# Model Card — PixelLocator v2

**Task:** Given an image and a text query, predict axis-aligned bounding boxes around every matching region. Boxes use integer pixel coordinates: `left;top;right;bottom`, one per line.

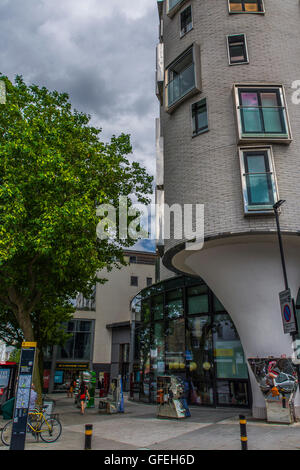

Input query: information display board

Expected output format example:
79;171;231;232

10;342;36;450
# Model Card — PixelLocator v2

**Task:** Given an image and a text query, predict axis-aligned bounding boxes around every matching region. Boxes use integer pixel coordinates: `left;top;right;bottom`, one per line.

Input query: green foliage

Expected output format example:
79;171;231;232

8;348;21;364
0;74;153;375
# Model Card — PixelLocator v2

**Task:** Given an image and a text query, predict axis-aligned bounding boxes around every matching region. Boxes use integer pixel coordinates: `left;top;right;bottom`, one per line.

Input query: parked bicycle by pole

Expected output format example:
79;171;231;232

1;407;62;447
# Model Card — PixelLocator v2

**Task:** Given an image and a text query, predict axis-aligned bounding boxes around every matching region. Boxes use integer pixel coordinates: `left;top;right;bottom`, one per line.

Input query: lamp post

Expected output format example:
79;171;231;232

273;200;288;291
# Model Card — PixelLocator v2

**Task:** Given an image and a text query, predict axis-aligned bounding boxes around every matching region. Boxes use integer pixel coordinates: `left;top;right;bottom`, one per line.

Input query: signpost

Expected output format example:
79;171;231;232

10;342;37;451
279;289;297;334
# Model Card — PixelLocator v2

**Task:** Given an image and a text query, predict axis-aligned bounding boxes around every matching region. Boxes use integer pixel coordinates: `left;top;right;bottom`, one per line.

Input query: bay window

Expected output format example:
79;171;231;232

166;44;201;112
167;0;188;17
234;85;292;143
239;147;279;214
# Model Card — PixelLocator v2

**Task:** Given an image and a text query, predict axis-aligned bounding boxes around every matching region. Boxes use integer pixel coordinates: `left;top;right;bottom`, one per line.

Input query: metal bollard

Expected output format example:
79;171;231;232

84;424;93;450
239;415;248;450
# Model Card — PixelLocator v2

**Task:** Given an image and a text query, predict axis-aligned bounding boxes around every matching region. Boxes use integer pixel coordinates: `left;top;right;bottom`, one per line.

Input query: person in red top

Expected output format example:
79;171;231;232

79;381;90;415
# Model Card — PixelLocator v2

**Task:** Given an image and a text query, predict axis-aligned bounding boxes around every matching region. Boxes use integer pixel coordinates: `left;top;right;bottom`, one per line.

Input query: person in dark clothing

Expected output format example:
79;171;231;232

79;381;90;415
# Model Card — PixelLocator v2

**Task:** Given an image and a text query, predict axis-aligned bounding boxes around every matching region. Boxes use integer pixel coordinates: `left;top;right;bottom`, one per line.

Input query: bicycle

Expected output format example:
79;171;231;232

1;407;62;446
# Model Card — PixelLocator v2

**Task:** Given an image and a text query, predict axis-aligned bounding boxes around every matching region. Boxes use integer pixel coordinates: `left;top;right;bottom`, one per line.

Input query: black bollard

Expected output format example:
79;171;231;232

84;424;93;450
239;415;248;450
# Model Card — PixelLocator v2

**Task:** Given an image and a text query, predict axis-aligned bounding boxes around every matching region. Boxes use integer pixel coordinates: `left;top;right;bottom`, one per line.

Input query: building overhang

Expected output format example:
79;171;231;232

162;231;300;277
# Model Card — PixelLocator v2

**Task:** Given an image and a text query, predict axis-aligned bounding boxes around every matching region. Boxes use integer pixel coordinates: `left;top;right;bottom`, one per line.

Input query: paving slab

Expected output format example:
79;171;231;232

0;394;299;450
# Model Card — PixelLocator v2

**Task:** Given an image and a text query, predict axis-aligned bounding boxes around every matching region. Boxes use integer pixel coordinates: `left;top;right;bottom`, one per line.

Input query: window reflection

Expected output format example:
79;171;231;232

213;314;248;379
132;277;249;407
166;289;183;319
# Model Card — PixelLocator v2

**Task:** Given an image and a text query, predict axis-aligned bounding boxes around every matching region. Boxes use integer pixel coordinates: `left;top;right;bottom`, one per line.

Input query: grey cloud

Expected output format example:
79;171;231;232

0;0;158;177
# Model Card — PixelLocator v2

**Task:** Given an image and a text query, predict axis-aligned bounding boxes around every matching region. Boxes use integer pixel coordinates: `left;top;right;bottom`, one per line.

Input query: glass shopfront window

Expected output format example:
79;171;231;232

166;289;183;319
131;276;250;408
59;319;93;360
153;294;164;320
186;316;214;405
213;314;248;379
166;317;185;373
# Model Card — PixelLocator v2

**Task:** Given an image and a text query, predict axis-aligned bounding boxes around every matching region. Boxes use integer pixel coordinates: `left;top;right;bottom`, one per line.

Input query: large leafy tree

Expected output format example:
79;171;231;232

0;75;153;399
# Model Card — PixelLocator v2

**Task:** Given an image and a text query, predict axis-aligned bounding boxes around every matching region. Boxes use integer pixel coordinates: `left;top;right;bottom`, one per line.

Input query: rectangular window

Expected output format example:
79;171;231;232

192;98;208;135
180;5;192;37
227;34;248;65
131;276;138;286
129;255;137;264
229;0;264;13
166;43;201;112
234;85;291;143
239;147;279;214
146;277;153;287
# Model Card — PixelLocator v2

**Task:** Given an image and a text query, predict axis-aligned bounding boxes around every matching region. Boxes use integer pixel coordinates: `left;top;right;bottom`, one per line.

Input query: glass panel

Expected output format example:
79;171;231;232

181;6;192;35
166;289;183;319
66;320;75;332
137;324;151;402
169;0;182;10
186;316;213;376
151;322;165;378
186;316;214;405
240;92;263;133
192;100;208;134
74;332;91;359
0;369;11;388
217;380;249;406
78;320;92;332
214;296;225;312
141;300;151;323
245;1;259;12
60;335;75;359
230;44;246;62
152;294;164;320
246;174;273;205
188;285;208;296
230;1;243;11
213;314;248;379
261;93;285;133
168;63;195;107
166;318;185;372
188;295;209;314
189;380;214;405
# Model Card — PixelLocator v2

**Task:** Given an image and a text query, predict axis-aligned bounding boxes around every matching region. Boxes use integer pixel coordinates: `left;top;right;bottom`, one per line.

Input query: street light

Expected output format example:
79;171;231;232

273;200;288;291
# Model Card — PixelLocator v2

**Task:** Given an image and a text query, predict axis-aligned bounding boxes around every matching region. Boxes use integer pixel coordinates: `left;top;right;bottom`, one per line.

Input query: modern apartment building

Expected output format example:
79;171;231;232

154;0;300;418
46;250;157;392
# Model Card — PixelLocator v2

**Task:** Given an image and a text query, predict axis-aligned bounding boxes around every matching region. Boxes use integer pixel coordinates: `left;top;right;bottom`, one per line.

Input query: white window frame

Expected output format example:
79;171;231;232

233;84;292;144
238;146;279;215
228;0;265;14
227;34;249;66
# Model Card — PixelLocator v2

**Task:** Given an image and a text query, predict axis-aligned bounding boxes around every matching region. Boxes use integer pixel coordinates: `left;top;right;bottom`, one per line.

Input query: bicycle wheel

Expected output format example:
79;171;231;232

1;420;13;447
39;417;62;443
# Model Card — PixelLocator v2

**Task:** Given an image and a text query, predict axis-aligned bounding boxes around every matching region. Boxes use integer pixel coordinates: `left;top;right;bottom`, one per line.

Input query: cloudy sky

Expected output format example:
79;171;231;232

0;0;158;250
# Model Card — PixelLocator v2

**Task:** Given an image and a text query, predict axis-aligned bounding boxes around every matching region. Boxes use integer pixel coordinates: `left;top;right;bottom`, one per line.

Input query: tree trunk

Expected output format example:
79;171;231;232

17;307;43;406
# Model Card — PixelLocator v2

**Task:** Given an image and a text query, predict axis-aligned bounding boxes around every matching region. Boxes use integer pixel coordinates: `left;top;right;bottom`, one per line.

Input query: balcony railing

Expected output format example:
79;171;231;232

238;105;288;136
167;63;195;108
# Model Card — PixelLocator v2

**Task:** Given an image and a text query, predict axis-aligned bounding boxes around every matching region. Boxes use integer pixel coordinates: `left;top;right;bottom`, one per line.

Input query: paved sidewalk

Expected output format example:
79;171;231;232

1;394;300;450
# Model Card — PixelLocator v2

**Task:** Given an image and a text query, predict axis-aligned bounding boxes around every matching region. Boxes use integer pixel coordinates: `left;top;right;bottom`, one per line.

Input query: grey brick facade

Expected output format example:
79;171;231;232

160;0;300;254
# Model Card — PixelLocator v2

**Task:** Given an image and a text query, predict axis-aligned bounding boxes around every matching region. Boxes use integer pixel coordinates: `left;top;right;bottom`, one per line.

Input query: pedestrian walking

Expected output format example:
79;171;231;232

67;376;76;398
79;381;90;415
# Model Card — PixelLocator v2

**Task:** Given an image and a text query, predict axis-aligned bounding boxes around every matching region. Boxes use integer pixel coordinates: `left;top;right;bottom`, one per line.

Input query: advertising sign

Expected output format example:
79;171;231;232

10;342;36;451
279;289;297;334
